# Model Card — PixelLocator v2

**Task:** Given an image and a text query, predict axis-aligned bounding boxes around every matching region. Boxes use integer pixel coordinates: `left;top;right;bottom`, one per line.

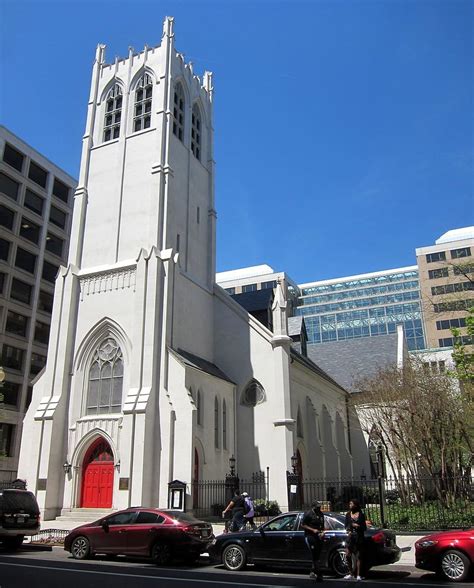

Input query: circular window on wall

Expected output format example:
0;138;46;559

241;380;266;407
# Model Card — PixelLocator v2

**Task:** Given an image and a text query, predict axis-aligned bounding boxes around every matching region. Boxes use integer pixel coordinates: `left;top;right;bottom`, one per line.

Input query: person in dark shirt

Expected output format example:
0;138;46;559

301;500;326;581
344;498;367;581
222;490;246;532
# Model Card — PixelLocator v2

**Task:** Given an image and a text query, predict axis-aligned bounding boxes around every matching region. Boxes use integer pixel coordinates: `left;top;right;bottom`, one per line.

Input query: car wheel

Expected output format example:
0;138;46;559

222;543;247;571
151;542;172;565
440;549;471;582
3;535;24;550
71;536;91;560
331;547;350;577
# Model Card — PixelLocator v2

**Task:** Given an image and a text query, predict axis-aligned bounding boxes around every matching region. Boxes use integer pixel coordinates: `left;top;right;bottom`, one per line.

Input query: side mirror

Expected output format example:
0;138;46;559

259;528;265;536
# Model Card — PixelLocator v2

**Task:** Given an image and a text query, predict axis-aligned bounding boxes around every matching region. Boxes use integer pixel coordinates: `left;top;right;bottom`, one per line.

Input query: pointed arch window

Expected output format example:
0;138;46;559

173;83;185;142
222;399;227;450
191;104;201;160
86;337;123;414
196;389;202;425
297;408;304;438
103;84;123;142
214;396;219;448
133;73;153;132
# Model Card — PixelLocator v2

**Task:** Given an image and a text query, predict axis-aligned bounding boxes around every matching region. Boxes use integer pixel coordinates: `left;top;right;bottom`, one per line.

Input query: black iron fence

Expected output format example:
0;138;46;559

192;470;273;520
0;479;27;491
28;529;70;545
297;474;474;532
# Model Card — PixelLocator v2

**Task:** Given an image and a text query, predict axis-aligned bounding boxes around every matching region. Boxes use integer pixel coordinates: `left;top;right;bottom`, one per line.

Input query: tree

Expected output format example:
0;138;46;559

352;356;472;507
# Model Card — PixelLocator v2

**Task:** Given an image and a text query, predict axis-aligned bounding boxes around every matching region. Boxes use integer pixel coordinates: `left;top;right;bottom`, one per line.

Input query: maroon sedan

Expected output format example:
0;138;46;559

415;529;474;582
64;508;213;565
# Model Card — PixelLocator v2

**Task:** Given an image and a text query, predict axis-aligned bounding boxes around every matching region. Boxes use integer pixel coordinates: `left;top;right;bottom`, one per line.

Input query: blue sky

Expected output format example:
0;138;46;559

1;0;472;283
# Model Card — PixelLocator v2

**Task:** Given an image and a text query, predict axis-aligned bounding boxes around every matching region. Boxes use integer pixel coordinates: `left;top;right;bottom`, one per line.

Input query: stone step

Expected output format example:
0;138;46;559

56;508;115;522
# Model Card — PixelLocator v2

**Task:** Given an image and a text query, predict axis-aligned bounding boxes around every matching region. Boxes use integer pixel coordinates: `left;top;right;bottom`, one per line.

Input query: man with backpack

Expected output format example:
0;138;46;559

242;492;257;530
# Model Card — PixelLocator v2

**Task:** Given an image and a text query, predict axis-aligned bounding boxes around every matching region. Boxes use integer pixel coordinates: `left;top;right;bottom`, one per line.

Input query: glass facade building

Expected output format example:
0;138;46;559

296;267;426;351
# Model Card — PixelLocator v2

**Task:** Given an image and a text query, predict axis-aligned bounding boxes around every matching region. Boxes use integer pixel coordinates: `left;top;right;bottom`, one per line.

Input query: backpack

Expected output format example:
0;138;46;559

244;497;254;516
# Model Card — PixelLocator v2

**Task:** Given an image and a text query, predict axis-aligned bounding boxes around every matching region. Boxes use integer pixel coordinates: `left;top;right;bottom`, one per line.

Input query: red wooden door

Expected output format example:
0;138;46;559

81;439;114;508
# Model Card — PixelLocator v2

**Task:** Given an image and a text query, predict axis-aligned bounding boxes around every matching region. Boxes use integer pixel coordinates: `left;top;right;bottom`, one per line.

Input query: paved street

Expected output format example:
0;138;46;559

0;545;472;588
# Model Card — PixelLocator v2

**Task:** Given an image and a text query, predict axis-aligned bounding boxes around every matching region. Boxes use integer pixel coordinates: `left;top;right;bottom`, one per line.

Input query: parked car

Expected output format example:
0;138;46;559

209;511;400;575
64;508;213;564
0;488;41;549
415;529;474;582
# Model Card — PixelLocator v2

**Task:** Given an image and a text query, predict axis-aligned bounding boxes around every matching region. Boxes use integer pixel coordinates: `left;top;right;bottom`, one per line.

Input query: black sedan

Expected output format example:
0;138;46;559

209;511;400;575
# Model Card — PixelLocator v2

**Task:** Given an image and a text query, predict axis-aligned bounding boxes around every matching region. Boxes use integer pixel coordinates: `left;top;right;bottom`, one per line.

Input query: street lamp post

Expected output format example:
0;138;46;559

375;443;387;528
287;453;301;511
225;455;239;503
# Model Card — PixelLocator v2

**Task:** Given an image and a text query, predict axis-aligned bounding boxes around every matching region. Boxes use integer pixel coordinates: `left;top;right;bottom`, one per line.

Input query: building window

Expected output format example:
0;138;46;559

426;251;446;263
172;83;185;142
176;233;180;252
191;104;201;160
38;289;53;313
42;261;59;283
49;205;67;229
434;300;471;313
133;73;153;132
0;272;4;294
19;217;41;245
296;409;304;438
436;318;466;330
431;282;474;296
262;280;277;289
3;143;24;172
104;84;123;142
222;399;227;450
197;206;200;224
1;344;25;371
0;172;20;201
0;423;15;457
214;396;219;448
34;321;50;345
451;247;471;259
30;353;46;375
196;390;202;425
428;268;448;279
15;247;37;274
453;264;474;276
0;204;15;229
86;338;123;415
25;386;33;411
6;310;28;337
28;161;48;188
10;278;33;305
241;379;265;406
52;178;70;203
2;381;20;408
242;283;257;293
45;233;64;257
0;237;10;261
225;287;235;295
24;189;44;216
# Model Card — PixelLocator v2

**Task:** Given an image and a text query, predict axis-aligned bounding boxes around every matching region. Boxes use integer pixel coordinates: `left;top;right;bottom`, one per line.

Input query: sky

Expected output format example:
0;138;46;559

1;0;472;284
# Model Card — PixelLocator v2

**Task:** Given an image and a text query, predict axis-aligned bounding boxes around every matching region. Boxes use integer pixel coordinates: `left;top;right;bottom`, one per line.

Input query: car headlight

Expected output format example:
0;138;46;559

417;540;438;548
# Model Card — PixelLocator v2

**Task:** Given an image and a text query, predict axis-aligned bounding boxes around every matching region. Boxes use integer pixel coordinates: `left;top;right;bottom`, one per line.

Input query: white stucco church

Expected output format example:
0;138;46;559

18;17;365;520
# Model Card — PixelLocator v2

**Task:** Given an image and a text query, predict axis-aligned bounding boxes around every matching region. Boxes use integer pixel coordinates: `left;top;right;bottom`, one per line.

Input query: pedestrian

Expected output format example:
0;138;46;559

222;490;246;532
344;498;367;581
301;500;326;582
241;492;257;530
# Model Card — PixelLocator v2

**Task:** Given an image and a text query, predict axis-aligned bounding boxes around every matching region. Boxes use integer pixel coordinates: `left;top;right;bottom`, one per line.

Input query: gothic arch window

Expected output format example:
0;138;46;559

214;396;219;448
103;84;123;142
196;389;202;426
222;399;227;450
133;73;153;132
191;104;201;160
86;338;123;415
297;408;304;438
172;83;185;142
241;379;265;407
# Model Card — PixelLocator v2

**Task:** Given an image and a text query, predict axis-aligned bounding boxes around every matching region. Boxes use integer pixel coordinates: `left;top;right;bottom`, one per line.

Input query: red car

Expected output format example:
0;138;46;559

415;529;474;582
64;508;213;565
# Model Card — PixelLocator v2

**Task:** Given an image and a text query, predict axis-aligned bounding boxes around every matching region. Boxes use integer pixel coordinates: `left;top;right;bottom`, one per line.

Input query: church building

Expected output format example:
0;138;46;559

18;17;363;519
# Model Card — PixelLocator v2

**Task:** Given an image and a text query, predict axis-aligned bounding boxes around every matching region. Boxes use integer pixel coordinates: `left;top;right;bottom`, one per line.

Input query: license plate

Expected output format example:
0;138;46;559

202;529;209;537
17;516;25;523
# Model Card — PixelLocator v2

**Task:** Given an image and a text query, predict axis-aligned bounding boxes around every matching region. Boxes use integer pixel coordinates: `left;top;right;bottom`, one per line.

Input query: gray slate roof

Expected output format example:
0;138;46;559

290;347;346;392
306;334;402;393
171;348;235;384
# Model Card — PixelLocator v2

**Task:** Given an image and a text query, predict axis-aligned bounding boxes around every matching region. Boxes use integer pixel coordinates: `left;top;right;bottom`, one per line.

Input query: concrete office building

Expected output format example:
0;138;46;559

0;126;76;481
416;227;474;350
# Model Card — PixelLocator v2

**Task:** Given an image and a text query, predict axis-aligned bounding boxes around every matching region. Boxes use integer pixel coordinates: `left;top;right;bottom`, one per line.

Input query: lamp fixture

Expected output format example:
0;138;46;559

63;461;72;475
229;455;236;476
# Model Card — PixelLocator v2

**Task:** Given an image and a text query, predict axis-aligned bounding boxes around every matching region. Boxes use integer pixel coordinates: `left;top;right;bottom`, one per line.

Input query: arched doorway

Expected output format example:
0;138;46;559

193;448;199;509
296;449;304;508
81;437;114;508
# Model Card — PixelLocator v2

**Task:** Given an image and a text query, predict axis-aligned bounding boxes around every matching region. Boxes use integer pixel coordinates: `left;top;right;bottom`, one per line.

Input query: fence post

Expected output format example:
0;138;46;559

376;444;386;527
266;466;270;502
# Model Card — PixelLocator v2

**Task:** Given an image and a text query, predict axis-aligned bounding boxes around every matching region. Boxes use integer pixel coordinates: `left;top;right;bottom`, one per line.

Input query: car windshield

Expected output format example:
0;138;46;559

164;511;200;523
0;490;40;514
330;512;376;528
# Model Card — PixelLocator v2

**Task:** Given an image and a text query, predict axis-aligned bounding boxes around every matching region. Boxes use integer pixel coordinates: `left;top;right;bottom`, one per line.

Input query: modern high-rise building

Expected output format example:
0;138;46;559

416;227;474;349
296;267;426;351
0;126;76;481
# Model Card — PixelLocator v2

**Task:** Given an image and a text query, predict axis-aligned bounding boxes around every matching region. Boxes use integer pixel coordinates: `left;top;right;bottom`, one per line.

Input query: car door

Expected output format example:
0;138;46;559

93;511;138;554
290;514;345;568
126;511;166;555
250;513;299;564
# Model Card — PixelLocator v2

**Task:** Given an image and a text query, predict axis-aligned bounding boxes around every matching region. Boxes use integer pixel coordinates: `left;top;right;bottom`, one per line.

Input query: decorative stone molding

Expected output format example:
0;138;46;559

273;418;296;429
271;335;292;349
79;267;136;300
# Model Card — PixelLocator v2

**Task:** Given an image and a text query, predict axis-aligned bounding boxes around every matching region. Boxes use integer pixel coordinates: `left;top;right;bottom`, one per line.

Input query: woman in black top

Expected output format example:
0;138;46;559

344;498;367;581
